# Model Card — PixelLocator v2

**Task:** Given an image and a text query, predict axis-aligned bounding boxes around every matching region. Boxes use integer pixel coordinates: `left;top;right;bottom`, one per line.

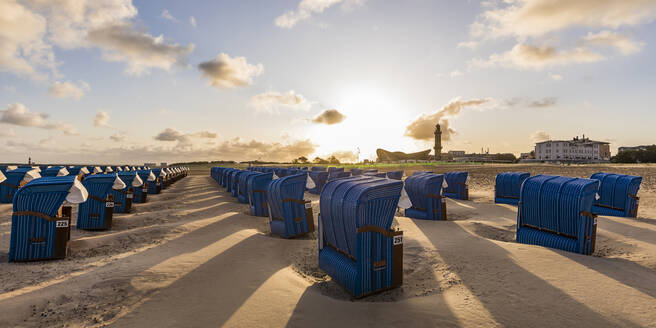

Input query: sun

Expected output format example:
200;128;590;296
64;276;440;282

307;84;420;161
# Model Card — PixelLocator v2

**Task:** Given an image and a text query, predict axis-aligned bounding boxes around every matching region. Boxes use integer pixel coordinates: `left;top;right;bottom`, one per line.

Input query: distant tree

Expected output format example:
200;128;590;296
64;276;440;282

313;157;329;164
612;146;656;163
492;153;517;162
292;156;309;164
328;156;340;164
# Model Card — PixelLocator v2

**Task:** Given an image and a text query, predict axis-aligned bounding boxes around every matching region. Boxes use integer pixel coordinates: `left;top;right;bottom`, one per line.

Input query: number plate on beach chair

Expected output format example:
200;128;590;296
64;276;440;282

56;220;69;228
393;235;403;245
106;202;114;208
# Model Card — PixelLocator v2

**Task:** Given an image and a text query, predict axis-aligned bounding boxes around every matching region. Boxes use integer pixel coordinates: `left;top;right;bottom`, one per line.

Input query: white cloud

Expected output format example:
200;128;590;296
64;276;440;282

48;80;89;100
582;30;644;55
161;9;177;22
311;109;346;124
190;16;197;27
0;128;16;137
1;1;195;79
0;103;77;135
198;53;264;89
470;43;604;70
87;23;194;75
549;73;563;81
531;130;551;143
109;132;127;142
250;90;311;113
470;0;656;39
450;70;464;78
0;0;53;80
457;41;478;49
405;98;492;142
154;128;219;147
275;0;365;28
93;111;111;127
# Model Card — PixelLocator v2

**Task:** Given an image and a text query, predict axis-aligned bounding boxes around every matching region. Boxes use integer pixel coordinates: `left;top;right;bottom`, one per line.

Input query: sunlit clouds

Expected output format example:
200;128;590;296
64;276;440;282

198;53;264;89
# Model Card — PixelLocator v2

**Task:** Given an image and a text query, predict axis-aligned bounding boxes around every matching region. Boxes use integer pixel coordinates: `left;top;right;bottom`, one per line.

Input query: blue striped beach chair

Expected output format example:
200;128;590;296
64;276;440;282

443;172;469;200
590;173;642;218
111;171;142;213
77;174;123;230
267;173;314;238
1;168;41;203
247;172;273;216
9;176;88;261
404;172;447;220
318;176;404;297
516;175;599;255
495;172;530;206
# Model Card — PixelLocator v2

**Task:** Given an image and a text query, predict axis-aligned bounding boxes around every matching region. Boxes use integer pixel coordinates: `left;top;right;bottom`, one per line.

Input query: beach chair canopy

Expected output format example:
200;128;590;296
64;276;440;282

589;172;642;217
516;175;599;255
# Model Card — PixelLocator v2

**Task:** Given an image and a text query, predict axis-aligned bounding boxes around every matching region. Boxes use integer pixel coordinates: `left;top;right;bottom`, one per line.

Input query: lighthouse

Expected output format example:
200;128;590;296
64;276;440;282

434;123;442;161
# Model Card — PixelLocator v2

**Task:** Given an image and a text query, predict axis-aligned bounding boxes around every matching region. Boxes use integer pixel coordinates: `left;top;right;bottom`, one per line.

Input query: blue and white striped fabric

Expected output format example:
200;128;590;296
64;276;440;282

404;172;446;220
0;168;41;203
516;175;599;255
318;176;403;297
590;172;642;217
495;172;530;206
9;176;86;261
267;173;312;238
77;174;121;230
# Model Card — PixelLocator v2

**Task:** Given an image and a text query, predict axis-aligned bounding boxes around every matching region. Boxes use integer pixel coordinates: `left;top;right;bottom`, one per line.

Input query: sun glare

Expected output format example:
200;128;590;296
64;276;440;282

308;84;421;161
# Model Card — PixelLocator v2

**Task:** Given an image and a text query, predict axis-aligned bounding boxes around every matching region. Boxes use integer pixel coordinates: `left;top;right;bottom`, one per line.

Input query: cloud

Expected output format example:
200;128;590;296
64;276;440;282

190;16;197;27
154;128;186;142
450;70;464;78
49;81;89;100
531;130;551;143
311;109;346;124
109;132;127;142
93;111;111;127
0;0;53;80
87;23;194;75
582;30;644;55
470;0;656;39
527;97;557;108
328;150;358;163
470;43;604;70
192;131;218;139
215;138;316;162
198;53;264;89
154;128;219;147
250;90;311;113
405;98;491;141
457;41;478;49
0;103;77;135
549;73;563;81
275;0;365;28
161;9;177;22
0;128;16;137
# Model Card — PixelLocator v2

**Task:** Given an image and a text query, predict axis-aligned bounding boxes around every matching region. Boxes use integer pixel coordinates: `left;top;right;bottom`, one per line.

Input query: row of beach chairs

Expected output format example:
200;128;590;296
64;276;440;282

210;166;471;297
495;171;642;255
0;165;188;261
211;166;644;296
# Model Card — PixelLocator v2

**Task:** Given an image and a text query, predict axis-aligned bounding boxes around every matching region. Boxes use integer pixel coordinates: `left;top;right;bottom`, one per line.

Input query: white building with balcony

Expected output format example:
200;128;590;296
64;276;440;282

535;135;611;162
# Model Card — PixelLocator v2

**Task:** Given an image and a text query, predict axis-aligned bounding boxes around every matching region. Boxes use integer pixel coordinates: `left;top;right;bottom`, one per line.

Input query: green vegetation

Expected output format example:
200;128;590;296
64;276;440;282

612;146;656;163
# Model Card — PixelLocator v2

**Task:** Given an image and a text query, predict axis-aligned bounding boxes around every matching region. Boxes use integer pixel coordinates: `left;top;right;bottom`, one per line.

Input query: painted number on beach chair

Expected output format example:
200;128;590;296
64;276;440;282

393;235;403;246
127;194;133;199
143;188;148;192
106;202;114;208
56;220;69;228
304;202;312;209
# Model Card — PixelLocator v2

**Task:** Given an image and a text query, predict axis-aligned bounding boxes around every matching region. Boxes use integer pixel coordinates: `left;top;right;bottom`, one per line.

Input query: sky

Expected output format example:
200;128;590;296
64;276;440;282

1;0;655;164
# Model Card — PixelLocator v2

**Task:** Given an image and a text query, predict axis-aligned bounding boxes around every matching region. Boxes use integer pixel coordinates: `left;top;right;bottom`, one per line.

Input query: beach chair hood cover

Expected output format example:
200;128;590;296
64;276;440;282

66;178;89;203
105;167;114;173
23;169;41;184
93;166;102;173
57;167;69;176
6;165;18;171
116;167;123;171
0;170;5;184
132;174;144;187
112;175;126;190
147;171;156;181
159;169;167;177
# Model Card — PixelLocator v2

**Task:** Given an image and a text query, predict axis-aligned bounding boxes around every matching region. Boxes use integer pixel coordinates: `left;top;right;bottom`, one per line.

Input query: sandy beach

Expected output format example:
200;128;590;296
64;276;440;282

1;164;656;327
